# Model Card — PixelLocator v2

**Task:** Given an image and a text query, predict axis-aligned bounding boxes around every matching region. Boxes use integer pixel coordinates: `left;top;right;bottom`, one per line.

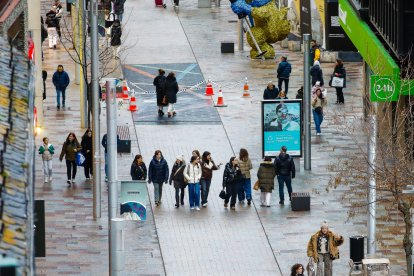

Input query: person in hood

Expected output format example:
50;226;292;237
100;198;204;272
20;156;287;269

52;65;70;109
183;155;202;210
165;72;179;118
39;137;55;183
45;6;59;49
263;81;279;100
81;128;93;179
332;59;346;104
222;157;242;210
257;156;276;207
148;150;169;206
311;60;324;86
200;151;221;207
277;55;292;95
273;146;295;204
169;155;186;208
153;69;167;116
130;154;147;180
111;19;122;59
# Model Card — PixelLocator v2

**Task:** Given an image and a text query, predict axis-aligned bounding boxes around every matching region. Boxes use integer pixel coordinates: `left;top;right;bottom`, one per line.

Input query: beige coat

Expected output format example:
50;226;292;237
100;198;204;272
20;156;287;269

307;230;344;262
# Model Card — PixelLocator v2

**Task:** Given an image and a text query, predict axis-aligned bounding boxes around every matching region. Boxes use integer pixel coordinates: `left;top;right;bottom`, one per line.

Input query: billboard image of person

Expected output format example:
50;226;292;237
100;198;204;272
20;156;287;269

262;100;302;157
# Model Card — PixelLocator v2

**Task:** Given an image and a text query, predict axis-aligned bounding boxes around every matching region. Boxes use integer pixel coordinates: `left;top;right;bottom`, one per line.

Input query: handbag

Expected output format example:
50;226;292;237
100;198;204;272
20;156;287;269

219;189;227;199
306;257;316;276
162;96;168;105
330;76;344;88
253;180;260;191
314;106;323;114
76;152;85;166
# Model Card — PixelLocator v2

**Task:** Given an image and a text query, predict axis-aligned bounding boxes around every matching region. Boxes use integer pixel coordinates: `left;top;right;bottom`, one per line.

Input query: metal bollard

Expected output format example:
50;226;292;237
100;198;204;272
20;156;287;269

110;218;127;275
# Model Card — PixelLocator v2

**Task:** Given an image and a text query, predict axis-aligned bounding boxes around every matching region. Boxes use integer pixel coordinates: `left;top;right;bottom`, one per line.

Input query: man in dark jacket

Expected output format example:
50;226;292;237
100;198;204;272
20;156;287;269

52;65;70;109
148;150;169;206
263;81;279;100
153;69;166;116
277;56;292;95
274;146;295;204
112;0;126;22
311;60;324;86
111;19;122;59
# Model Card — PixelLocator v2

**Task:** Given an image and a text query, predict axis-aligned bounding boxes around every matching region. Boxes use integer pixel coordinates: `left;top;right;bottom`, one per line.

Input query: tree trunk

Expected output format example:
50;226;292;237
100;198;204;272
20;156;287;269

399;202;413;276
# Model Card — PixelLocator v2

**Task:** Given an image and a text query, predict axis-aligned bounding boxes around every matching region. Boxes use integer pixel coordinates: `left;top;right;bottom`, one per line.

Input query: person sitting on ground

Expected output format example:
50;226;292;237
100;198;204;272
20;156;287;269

276;90;288;99
263;81;279;100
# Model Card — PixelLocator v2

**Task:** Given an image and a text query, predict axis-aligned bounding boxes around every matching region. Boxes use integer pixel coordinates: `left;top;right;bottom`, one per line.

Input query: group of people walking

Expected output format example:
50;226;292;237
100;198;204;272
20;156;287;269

153;69;179;118
44;0;63;49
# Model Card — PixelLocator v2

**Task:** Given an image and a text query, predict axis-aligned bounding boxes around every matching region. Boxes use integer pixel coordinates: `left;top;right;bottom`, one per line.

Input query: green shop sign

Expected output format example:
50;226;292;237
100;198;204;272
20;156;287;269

370;76;400;102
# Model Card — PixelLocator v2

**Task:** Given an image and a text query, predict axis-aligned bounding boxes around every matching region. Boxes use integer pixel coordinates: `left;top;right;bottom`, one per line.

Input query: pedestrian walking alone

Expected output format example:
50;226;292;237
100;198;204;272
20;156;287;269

52;65;70;109
312;88;327;136
184;155;202;210
277;55;291;95
257;156;276;207
263;81;279;100
111;19;122;59
274;146;295;204
222;157;242;210
200;151;221;207
332;59;346;104
153;69;167;116
59;132;82;186
165;72;179;118
104;9;115;46
169;155;186;208
45;6;59;49
130;154;147;180
311;60;324;86
39;137;55;183
148;150;169;206
81;128;93;179
307;220;344;276
238;148;253;205
290;263;305;276
310;39;321;64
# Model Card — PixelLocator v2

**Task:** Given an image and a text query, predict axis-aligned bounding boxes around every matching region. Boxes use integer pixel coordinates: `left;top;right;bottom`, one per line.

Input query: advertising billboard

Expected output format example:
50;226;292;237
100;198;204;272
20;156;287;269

262;100;302;157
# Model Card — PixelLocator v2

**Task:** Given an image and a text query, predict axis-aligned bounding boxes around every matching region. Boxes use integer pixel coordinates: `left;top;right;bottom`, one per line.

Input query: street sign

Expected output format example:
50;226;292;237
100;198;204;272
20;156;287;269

370;76;399;102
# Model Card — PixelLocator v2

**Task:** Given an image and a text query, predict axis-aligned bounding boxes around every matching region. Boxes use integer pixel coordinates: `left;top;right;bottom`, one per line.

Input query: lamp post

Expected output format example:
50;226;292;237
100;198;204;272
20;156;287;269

402;185;414;276
303;34;311;171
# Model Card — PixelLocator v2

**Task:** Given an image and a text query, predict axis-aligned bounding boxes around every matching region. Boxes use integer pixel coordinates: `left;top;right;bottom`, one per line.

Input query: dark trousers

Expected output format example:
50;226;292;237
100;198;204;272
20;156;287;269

84;164;92;178
200;179;211;204
66;160;77;180
336;87;344;103
224;182;238;207
278;78;289;94
277;175;292;201
175;187;185;205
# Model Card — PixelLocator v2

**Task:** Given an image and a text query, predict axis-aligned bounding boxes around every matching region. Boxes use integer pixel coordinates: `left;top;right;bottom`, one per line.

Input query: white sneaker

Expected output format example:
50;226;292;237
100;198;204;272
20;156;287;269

44;178;48;183
195;207;200;211
190;207;195;210
71;179;76;183
49;177;53;181
202;203;207;207
316;133;321;136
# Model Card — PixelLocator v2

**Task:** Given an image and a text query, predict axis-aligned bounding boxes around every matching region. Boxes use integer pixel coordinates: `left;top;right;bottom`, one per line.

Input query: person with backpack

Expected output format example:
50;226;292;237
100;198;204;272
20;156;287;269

165;72;179;118
153;69;167;116
277;55;292;95
45;6;59;49
112;0;126;22
52;65;70;109
148;150;169;206
39;137;55;183
183;155;202;211
59;132;82;186
110;19;122;59
274;146;295;204
169;155;186;208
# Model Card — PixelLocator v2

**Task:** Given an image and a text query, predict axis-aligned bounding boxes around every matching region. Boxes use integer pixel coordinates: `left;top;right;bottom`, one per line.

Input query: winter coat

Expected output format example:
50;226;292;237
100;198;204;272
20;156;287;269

263;87;279;100
200;160;219;180
52;71;70;91
257;161;276;193
307;230;344;262
39;143;55;161
222;163;242;188
130;161;147;180
110;21;122;46
310;46;320;63
277;61;291;79
59;140;82;161
274;153;295;178
183;162;202;184
169;162;187;188
311;65;324;86
101;134;120;154
148;156;169;184
153;75;166;106
312;96;327;111
239;158;252;179
81;136;93;167
112;0;126;15
165;75;179;104
45;11;59;28
333;64;346;88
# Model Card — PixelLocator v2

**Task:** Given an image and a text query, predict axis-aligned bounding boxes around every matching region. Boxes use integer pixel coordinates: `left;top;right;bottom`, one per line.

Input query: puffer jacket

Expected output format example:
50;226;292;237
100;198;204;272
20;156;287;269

257;161;276;192
201;160;219;180
307;230;344;262
169;162;186;189
222;163;242;188
239;158;252;179
277;61;291;79
59;141;82;161
183;162;202;184
130;162;147;180
311;64;324;86
52;71;70;91
274;153;295;178
148;156;169;184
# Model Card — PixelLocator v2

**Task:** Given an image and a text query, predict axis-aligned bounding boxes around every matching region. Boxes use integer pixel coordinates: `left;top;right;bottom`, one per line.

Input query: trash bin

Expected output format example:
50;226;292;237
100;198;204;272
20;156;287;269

350;235;364;264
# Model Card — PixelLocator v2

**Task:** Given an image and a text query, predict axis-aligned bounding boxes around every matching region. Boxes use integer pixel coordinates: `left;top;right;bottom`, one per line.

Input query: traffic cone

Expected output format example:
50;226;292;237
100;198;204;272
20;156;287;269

214;87;227;107
122;84;129;99
242;77;251;98
205;78;215;96
129;95;137;111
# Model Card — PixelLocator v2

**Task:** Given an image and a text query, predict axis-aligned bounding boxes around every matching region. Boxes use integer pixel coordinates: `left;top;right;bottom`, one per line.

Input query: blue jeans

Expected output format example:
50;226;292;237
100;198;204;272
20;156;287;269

277;175;292;201
312;109;324;133
238;178;252;201
56;89;66;107
200;179;211;205
188;183;200;208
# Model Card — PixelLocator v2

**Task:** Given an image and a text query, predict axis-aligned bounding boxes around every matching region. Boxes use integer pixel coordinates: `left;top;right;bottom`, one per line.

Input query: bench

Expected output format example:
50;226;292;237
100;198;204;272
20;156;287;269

117;125;131;153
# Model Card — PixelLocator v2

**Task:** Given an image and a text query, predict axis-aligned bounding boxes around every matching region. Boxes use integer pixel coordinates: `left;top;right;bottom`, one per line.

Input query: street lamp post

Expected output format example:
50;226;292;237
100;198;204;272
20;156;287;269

303;34;311;170
402;185;414;276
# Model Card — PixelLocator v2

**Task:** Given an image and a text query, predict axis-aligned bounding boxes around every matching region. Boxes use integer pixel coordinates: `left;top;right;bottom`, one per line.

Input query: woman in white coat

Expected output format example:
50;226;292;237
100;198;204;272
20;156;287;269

184;155;202;210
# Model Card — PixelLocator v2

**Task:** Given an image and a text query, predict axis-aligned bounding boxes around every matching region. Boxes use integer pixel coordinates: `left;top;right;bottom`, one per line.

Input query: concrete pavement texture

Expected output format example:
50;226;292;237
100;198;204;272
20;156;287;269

33;0;407;275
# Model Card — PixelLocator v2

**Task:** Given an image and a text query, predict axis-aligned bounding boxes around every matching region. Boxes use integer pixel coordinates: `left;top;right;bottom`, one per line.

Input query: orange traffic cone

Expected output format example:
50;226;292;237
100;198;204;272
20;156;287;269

129;95;137;111
242;77;251;98
122;84;129;99
214;87;227;107
205;78;215;96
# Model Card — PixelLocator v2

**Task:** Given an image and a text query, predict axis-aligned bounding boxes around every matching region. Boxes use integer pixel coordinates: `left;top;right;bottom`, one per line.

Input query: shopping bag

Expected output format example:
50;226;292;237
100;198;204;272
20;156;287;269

253;180;260;191
306;257;316;276
76;152;85;166
330;76;344;88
